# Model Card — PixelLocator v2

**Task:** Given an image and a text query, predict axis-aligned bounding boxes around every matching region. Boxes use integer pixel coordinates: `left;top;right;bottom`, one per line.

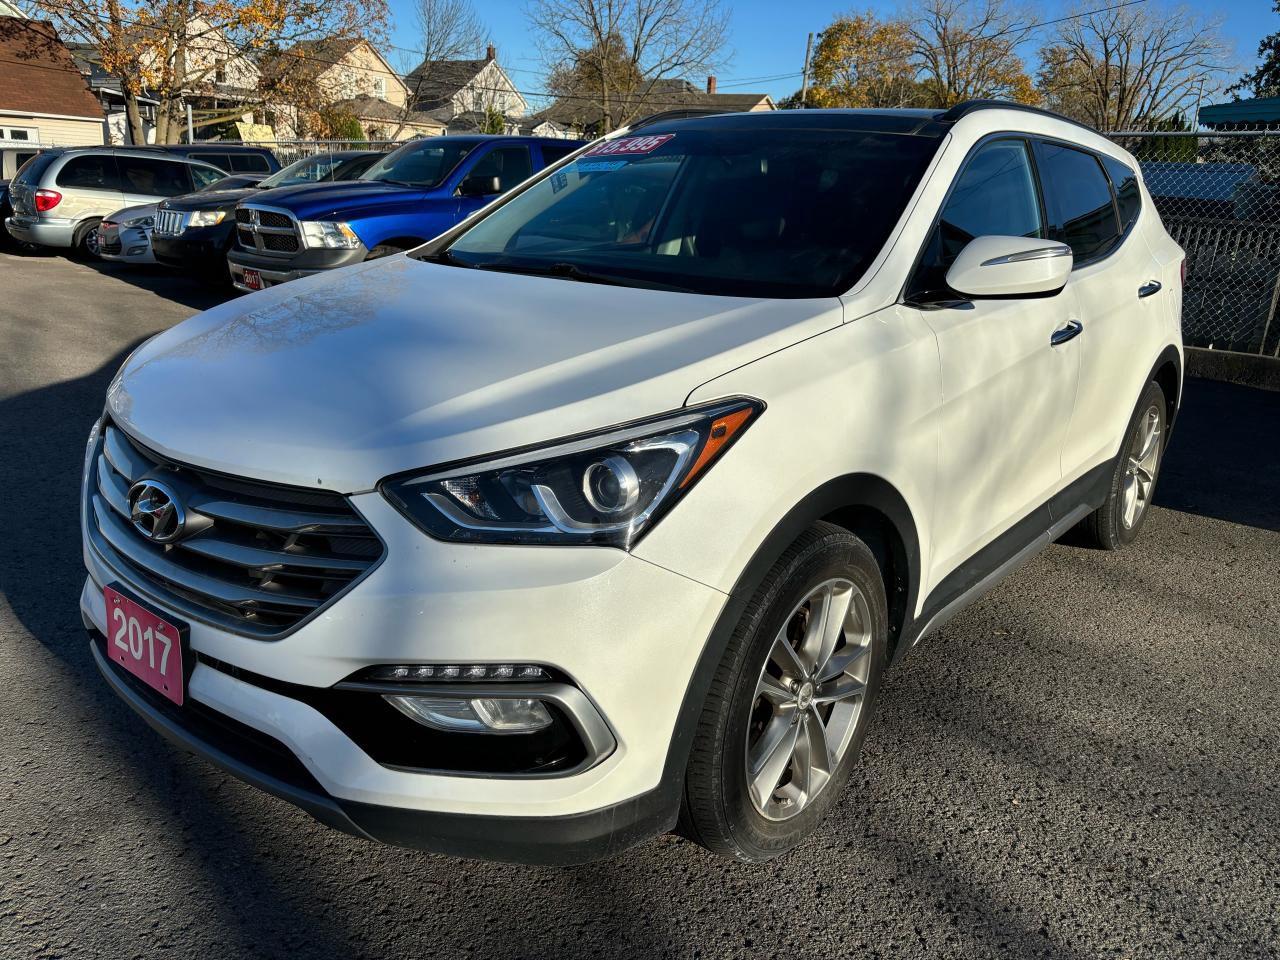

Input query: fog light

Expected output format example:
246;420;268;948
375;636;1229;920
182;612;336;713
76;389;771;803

386;694;553;733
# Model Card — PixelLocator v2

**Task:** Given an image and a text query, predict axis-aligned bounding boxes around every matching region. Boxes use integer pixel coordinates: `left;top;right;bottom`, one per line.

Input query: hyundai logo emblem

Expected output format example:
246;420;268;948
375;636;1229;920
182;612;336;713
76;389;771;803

128;478;186;543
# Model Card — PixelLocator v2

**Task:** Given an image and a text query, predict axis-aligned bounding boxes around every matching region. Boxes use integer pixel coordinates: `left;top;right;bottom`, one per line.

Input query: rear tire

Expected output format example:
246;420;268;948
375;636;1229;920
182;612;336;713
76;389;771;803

1079;380;1167;550
681;522;887;862
73;219;103;259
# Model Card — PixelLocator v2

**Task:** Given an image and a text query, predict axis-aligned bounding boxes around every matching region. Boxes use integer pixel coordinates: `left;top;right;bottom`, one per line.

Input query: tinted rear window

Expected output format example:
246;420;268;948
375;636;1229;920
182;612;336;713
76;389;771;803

14;151;58;185
56;154;119;190
441;127;942;298
1102;154;1141;233
230;154;271;173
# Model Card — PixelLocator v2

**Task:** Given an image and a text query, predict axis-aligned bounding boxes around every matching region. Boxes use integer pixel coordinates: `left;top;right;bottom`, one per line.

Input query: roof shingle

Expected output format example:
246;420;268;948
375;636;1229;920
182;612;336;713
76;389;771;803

0;17;103;120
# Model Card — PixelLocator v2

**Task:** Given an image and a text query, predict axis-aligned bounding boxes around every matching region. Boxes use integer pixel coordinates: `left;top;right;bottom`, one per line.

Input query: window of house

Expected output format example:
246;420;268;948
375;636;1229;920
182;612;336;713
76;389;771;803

373;77;386;99
1036;142;1121;263
907;138;1044;301
4;127;34;142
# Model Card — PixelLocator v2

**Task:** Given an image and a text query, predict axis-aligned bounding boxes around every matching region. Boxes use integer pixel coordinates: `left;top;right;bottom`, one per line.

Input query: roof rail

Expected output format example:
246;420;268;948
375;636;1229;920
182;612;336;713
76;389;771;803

626;107;727;131
938;99;1100;134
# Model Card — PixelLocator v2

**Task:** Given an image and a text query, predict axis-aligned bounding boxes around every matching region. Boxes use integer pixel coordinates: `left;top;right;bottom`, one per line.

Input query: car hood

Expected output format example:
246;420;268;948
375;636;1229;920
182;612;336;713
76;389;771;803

104;203;156;224
164;188;257;212
108;256;843;492
245;179;430;220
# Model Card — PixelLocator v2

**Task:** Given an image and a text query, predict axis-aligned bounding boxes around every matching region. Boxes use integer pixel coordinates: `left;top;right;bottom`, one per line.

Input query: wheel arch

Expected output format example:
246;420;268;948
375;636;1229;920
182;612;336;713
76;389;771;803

1150;345;1182;432
371;237;427;254
658;473;922;824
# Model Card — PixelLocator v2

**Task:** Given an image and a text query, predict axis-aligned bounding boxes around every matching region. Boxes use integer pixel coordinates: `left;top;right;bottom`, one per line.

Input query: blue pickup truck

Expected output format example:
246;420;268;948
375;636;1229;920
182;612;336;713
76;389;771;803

226;135;583;292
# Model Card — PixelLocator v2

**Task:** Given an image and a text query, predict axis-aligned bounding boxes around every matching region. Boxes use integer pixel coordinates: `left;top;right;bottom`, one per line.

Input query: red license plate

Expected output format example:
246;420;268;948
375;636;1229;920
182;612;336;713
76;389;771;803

104;586;186;706
242;268;262;290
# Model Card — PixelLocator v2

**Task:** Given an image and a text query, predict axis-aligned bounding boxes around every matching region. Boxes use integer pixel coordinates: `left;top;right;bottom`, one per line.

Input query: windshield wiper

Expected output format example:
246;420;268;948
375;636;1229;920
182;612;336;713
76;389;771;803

473;260;691;291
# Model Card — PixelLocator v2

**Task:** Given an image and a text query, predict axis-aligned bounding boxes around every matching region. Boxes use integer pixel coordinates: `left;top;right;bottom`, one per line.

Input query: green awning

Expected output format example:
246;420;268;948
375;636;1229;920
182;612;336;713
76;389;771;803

1200;97;1280;126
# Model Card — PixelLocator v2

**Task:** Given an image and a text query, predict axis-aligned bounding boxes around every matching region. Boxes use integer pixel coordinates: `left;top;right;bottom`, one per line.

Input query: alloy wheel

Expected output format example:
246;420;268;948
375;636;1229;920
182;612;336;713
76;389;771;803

1121;403;1163;529
745;578;873;821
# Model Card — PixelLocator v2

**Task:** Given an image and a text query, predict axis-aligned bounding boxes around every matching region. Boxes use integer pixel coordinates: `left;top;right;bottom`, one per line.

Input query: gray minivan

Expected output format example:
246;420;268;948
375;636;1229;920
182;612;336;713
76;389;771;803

4;148;227;256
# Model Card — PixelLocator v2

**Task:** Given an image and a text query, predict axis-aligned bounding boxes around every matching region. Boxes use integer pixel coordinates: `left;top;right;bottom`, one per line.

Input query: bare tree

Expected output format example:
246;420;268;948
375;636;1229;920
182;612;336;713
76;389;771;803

904;0;1038;107
1036;2;1232;131
528;0;731;132
395;0;489;136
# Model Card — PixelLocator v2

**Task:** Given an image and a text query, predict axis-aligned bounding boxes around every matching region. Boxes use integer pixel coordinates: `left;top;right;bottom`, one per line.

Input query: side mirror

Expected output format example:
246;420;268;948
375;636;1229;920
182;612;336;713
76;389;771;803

458;175;501;198
945;236;1072;298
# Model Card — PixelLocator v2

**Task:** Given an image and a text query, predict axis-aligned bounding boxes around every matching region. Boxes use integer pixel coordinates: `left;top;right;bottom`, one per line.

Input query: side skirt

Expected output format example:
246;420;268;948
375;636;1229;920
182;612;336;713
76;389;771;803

895;457;1113;660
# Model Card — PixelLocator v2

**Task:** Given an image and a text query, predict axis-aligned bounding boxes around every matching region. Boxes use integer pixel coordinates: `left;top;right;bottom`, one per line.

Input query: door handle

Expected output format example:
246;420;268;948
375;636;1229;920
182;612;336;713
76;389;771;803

1138;280;1163;298
1051;318;1083;346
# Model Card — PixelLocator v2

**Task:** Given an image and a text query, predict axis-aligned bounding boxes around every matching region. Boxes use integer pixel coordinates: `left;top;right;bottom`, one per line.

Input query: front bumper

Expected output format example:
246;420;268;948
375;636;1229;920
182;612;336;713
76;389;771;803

4;215;75;248
81;466;728;861
226;243;368;292
152;223;234;271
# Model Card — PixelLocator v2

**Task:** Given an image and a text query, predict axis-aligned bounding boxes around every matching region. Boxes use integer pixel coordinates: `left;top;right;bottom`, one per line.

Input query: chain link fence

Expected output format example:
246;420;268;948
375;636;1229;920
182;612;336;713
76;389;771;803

1108;129;1280;357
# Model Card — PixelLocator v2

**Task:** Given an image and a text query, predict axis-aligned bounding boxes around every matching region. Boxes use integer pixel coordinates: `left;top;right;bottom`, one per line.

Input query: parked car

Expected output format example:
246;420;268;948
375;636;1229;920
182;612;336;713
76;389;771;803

81;104;1184;865
4;148;227;256
99;175;269;266
97;203;157;263
144;144;279;175
226;135;583;292
152;151;383;278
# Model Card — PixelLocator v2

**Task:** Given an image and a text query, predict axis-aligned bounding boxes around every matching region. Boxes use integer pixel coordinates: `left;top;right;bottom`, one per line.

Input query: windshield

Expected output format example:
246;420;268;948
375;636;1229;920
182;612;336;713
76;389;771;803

259;153;371;189
361;140;474;188
439;126;941;297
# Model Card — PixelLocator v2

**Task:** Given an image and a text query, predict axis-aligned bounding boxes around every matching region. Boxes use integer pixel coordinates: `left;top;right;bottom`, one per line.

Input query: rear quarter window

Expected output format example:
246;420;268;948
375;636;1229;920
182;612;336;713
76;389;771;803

13;151;58;185
230;154;271;173
1101;154;1141;233
56;154;120;190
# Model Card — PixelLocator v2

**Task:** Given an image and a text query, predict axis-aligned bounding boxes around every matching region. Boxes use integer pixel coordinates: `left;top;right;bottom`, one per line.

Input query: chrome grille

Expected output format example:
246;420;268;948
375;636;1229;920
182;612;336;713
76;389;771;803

86;421;383;638
153;208;186;236
235;204;300;258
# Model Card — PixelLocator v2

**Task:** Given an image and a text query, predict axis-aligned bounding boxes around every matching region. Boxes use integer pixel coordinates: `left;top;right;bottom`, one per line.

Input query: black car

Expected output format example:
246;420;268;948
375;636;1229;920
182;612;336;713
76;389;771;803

145;144;280;174
151;151;383;278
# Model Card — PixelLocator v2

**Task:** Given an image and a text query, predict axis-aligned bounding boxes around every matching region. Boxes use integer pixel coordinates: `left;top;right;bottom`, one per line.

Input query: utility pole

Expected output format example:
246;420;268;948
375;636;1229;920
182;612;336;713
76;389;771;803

186;101;194;143
1191;77;1205;131
800;32;814;107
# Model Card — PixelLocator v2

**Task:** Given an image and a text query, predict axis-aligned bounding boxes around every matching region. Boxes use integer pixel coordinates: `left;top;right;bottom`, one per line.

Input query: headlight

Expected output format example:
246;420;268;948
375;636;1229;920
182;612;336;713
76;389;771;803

123;215;154;228
300;220;361;249
188;210;225;227
382;398;762;549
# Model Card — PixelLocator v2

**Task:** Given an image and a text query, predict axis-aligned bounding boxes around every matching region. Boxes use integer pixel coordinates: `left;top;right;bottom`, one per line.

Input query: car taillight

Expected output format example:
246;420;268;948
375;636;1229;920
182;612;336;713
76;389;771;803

34;189;61;212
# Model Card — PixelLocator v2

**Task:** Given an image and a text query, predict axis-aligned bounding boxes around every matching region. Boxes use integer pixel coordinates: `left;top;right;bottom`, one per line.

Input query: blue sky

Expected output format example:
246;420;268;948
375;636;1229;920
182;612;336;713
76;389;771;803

386;0;1276;109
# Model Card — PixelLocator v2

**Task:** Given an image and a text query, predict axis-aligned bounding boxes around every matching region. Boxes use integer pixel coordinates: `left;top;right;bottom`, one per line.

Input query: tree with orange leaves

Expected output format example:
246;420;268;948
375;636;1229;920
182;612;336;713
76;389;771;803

28;0;389;143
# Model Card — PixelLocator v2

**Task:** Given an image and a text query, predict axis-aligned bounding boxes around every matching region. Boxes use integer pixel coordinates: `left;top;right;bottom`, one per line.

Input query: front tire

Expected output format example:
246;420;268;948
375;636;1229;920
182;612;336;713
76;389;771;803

1079;380;1167;550
681;522;887;862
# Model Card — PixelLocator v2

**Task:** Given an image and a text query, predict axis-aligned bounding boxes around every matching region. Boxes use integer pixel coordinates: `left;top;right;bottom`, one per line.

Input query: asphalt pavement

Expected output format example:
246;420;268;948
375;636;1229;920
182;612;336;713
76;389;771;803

1;248;1278;960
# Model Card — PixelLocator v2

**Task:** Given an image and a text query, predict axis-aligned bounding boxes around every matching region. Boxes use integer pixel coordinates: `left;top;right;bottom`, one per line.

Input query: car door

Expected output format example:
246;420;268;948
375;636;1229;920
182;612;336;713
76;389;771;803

117;155;194;208
902;137;1082;587
51;153;125;223
454;144;534;219
1036;143;1164;476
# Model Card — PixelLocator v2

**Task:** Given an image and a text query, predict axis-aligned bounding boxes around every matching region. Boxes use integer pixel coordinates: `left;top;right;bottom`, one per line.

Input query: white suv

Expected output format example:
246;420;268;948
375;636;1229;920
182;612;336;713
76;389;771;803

81;102;1184;864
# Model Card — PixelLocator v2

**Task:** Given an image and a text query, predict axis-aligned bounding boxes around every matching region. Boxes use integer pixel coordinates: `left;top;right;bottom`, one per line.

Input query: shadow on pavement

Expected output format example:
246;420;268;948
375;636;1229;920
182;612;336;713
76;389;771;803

82;256;238;313
1155;376;1280;533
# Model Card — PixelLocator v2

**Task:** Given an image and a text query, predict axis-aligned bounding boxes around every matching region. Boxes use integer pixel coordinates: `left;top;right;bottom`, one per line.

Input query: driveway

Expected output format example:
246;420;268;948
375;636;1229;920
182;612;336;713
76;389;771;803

1;250;1277;959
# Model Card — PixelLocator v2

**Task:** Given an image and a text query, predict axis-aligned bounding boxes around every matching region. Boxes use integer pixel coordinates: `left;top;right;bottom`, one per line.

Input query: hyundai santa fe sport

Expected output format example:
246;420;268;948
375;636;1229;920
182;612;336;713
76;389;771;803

81;103;1184;864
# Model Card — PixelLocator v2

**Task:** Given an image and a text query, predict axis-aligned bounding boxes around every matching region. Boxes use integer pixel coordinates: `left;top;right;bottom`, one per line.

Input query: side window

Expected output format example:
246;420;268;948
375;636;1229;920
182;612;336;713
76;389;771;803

189;164;224;190
1101;154;1140;234
908;139;1044;299
118;156;193;197
230;154;271;173
199;153;233;172
539;143;579;165
56;154;120;190
1036;143;1120;263
467;146;534;193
